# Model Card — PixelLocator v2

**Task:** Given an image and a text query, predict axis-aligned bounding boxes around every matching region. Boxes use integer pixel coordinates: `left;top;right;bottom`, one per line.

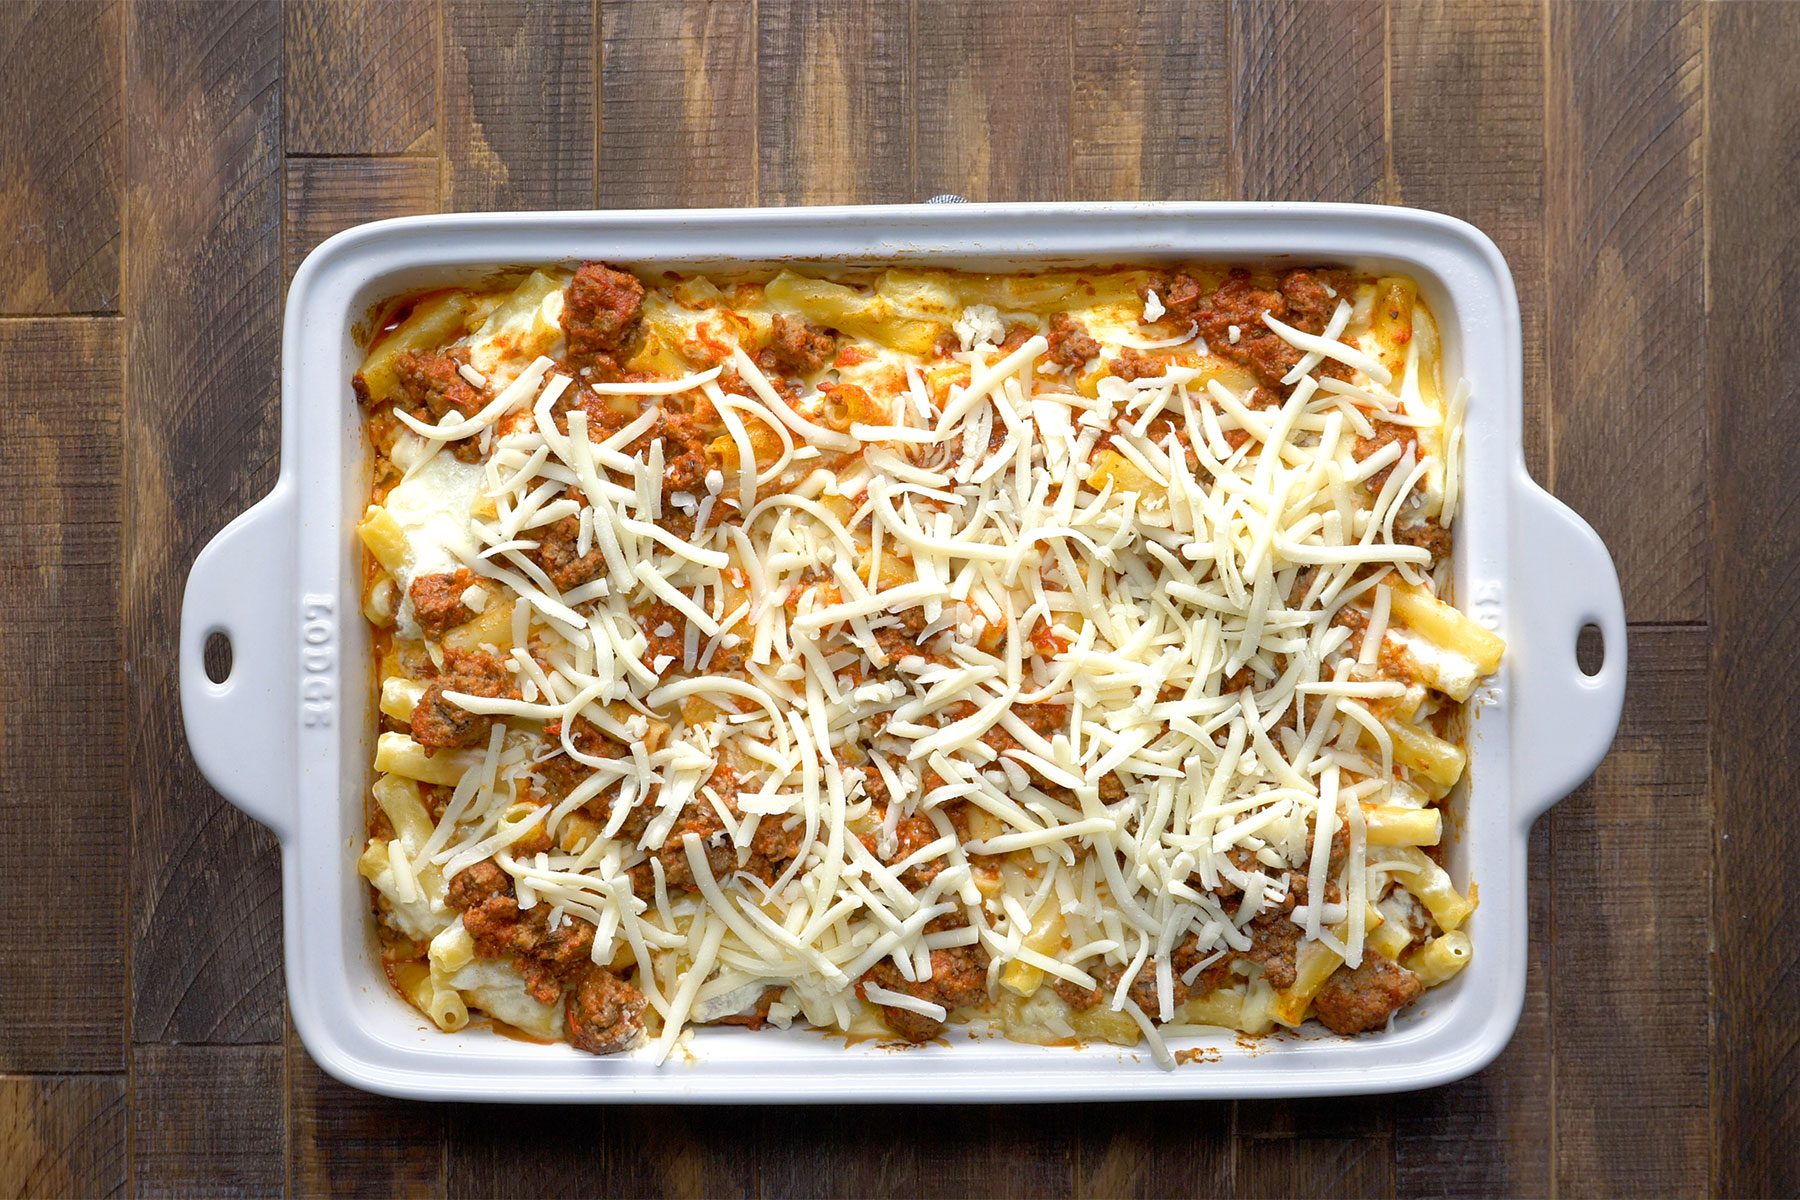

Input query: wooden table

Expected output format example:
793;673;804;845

2;1;1790;1195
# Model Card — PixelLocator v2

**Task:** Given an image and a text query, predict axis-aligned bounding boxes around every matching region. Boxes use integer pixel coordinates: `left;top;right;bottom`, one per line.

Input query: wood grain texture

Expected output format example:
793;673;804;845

0;0;122;313
0;1076;127;1199
1708;5;1800;1194
1551;627;1710;1194
124;0;285;1044
1238;1097;1391;1140
1546;1;1707;622
285;0;438;155
287;1022;444;1198
1233;1134;1392;1200
907;1108;1072;1200
1070;1;1231;202
285;157;443;278
1389;0;1548;477
1072;1102;1230;1199
904;1107;1073;1199
748;1106;912;1200
611;1108;758;1200
0;320;126;1074
439;1105;1078;1200
445;1106;605;1199
913;2;1073;203
132;1045;283;1199
443;0;596;210
1231;0;1387;203
757;0;913;205
752;1106;1072;1200
445;1106;755;1199
599;0;757;208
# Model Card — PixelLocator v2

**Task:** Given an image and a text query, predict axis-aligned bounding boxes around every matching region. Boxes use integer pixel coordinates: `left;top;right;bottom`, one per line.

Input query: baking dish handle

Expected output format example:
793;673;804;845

179;485;298;839
1507;478;1627;823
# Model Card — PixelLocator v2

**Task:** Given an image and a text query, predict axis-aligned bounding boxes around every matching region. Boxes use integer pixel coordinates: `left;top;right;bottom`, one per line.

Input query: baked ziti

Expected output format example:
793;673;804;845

352;260;1500;1066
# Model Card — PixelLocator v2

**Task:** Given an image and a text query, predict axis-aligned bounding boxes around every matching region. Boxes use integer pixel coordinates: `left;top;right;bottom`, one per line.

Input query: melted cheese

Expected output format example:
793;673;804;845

446;958;565;1041
381;451;486;637
385;452;484;583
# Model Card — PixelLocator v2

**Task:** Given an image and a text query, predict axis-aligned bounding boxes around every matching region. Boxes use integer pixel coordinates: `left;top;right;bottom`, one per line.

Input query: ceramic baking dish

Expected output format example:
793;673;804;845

179;202;1625;1102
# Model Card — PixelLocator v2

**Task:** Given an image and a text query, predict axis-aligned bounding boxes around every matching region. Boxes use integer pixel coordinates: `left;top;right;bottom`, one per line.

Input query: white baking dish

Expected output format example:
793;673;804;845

179;203;1625;1102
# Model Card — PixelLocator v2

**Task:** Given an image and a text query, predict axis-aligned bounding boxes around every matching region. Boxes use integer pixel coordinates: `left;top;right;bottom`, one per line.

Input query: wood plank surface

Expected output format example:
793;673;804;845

919;1109;1076;1200
0;320;126;1074
756;0;913;205
1707;4;1800;1195
0;1076;127;1200
1545;1;1707;622
442;0;597;210
123;0;286;1046
444;1106;607;1199
132;1045;283;1199
1069;1;1231;202
1233;1133;1393;1200
285;156;443;278
1231;0;1387;203
748;1110;906;1200
748;1107;904;1200
4;0;1787;1192
1238;1096;1392;1141
598;0;758;209
746;1105;1076;1200
285;0;438;156
913;2;1073;203
1389;0;1549;477
609;1108;758;1200
0;0;122;313
286;1023;445;1198
1072;1102;1231;1198
445;1106;756;1199
1551;627;1710;1194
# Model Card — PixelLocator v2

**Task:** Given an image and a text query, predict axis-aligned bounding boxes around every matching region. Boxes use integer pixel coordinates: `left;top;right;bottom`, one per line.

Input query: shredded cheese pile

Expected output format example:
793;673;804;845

370;270;1484;1066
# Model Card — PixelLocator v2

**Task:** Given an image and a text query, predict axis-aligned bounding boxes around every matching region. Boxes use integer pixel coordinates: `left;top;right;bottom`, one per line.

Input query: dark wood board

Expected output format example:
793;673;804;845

285;156;444;279
913;1;1074;203
442;0;598;210
1231;0;1387;204
286;1019;446;1198
598;0;758;209
285;0;439;157
1;0;1787;1192
1545;1;1707;622
1386;6;1556;1194
131;1045;283;1198
1234;1133;1394;1200
1389;0;1549;479
0;0;122;314
122;0;286;1048
1550;627;1710;1194
1069;1;1232;203
0;1076;127;1199
0;320;126;1074
444;1105;759;1200
1707;4;1800;1196
756;0;914;205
